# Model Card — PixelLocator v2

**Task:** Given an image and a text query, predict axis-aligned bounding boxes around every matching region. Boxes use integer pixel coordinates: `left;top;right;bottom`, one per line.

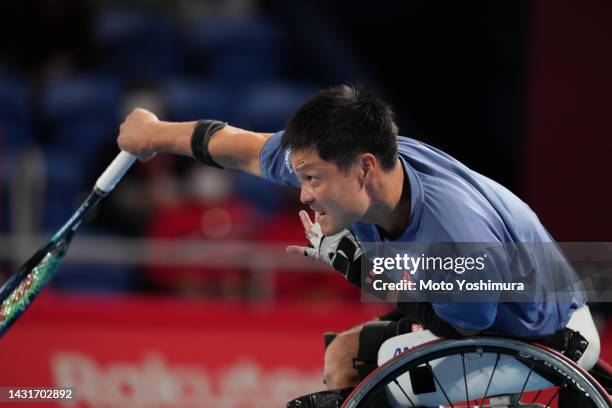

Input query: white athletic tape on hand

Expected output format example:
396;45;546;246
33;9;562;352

95;151;137;193
304;223;363;268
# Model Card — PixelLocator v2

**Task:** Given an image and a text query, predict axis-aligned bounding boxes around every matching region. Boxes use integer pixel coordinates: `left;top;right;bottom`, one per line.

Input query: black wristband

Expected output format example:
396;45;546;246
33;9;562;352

190;119;227;169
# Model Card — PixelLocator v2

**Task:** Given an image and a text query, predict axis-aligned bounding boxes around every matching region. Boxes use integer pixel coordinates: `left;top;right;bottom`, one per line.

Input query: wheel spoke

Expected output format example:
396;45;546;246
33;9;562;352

343;339;604;408
461;353;469;404
544;382;565;408
530;389;542;403
362;379;391;406
428;362;455;408
512;362;535;408
393;379;416;407
478;353;500;407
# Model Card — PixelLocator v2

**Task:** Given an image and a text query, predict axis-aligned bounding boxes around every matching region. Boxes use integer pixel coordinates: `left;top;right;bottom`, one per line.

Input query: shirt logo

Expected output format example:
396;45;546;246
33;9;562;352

284;149;294;174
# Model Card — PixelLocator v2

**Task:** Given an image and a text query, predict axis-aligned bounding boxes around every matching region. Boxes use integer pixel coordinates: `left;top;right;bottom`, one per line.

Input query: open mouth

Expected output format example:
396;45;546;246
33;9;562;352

315;211;327;223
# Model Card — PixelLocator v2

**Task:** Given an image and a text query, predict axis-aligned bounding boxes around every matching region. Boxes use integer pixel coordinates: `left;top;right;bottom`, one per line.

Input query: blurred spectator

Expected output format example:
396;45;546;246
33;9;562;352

145;162;257;298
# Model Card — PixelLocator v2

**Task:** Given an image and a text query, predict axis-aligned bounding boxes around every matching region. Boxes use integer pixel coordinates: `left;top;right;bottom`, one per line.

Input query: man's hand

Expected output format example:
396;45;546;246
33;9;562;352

116;109;270;175
117;108;160;161
287;210;363;279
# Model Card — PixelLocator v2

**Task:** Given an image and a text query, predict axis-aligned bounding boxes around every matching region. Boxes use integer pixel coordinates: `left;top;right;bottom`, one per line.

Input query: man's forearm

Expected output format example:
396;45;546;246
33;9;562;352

208;125;272;176
148;120;272;176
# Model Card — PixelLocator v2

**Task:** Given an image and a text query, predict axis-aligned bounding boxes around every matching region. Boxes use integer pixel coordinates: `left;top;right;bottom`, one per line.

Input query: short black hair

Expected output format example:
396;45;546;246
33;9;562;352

281;84;399;171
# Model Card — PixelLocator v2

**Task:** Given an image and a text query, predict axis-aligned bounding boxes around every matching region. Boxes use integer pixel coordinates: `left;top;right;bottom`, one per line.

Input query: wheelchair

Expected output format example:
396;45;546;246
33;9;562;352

341;336;612;408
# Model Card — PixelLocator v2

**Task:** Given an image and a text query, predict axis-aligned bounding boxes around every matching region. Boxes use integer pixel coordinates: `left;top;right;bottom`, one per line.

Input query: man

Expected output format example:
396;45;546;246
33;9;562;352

117;85;599;406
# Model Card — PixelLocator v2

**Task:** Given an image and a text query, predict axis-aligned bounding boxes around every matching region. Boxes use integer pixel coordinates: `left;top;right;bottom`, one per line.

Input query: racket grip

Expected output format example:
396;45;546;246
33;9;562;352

95;151;138;193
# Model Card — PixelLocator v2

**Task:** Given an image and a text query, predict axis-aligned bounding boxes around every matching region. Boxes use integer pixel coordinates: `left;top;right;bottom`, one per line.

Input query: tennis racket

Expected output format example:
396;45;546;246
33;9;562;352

0;151;137;337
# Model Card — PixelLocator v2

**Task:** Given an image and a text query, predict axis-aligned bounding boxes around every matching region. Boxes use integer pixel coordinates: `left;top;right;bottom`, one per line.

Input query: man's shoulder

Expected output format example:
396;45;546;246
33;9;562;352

394;136;512;242
416;172;504;242
396;135;453;160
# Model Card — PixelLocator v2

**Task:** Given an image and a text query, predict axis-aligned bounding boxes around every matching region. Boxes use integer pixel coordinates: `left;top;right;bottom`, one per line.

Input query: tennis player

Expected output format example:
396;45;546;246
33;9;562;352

117;85;600;407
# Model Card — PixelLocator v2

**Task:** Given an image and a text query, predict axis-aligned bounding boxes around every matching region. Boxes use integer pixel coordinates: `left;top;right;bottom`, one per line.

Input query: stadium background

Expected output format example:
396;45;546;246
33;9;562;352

0;0;610;406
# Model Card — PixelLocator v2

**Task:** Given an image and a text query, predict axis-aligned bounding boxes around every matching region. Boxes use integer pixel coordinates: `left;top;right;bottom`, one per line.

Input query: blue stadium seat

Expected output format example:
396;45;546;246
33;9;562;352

187;17;286;82
0;75;32;153
40;77;122;231
51;122;117;158
163;80;237;122
233;81;316;131
208;54;283;85
41;76;122;161
0;76;29;119
0;122;32;193
0;75;32;233
42;149;90;231
189;17;283;59
94;9;184;81
42;76;122;124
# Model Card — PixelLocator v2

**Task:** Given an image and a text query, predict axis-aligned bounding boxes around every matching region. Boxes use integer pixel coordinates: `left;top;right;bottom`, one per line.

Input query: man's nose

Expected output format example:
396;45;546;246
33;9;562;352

300;187;314;205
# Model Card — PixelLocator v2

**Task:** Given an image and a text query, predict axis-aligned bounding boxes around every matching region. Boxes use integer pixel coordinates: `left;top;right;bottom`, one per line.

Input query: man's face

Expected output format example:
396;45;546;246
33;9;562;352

291;149;370;235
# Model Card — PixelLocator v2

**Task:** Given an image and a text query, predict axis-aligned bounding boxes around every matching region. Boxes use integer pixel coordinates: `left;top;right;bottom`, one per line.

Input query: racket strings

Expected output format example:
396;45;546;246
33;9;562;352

0;252;62;326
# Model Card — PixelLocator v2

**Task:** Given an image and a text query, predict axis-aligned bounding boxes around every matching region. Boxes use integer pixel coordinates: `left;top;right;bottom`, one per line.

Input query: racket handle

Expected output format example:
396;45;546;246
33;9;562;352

95;151;138;193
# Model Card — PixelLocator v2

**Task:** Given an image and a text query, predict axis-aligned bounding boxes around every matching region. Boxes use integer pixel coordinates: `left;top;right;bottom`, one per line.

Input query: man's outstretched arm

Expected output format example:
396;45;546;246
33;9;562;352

117;108;272;176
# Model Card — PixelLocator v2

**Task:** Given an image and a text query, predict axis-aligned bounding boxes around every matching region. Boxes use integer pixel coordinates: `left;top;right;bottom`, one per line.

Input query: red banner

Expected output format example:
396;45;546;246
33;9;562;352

0;293;387;407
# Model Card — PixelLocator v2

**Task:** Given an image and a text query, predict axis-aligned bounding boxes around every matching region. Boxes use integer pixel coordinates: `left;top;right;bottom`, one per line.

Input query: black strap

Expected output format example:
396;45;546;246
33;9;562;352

536;327;589;362
409;365;437;394
378;308;406;322
396;302;463;339
323;332;337;350
190;119;227;168
352;319;418;380
353;321;391;379
330;236;356;276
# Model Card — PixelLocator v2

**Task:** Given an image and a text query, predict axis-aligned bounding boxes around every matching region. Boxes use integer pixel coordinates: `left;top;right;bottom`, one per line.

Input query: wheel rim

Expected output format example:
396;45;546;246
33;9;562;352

342;337;611;408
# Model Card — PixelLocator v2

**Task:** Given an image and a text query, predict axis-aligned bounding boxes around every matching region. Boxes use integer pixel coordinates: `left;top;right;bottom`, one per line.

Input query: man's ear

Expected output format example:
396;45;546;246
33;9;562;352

358;153;377;182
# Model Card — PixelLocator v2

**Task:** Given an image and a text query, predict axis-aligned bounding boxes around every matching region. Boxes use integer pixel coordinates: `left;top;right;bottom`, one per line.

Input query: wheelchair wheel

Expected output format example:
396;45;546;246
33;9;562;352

342;337;612;408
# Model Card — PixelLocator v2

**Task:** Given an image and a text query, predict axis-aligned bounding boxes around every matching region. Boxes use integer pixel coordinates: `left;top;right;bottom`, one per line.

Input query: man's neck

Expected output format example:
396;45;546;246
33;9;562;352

366;159;412;240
